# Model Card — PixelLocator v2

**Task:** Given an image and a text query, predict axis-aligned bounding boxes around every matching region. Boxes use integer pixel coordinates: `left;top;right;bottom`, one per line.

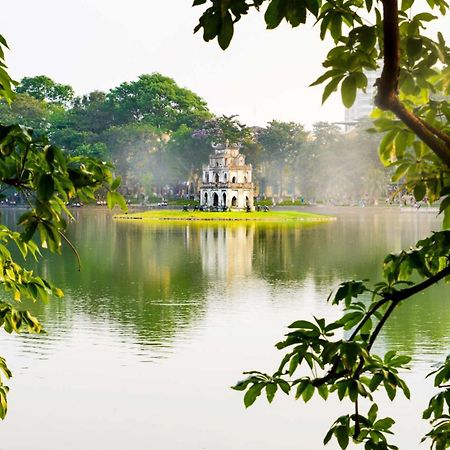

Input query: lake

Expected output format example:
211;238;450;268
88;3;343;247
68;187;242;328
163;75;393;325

0;207;448;449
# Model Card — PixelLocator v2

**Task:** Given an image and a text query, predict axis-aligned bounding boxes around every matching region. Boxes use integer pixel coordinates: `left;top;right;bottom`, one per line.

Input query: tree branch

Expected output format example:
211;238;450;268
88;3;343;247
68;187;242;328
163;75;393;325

312;264;450;387
419;117;450;146
375;0;450;166
58;230;82;272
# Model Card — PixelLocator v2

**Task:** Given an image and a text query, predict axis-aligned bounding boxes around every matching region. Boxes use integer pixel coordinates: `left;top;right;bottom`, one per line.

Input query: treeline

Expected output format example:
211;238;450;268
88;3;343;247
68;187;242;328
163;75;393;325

0;74;387;204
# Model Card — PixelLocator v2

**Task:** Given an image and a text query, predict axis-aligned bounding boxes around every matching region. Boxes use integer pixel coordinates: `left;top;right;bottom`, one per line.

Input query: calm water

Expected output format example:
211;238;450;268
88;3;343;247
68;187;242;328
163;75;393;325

0;207;448;449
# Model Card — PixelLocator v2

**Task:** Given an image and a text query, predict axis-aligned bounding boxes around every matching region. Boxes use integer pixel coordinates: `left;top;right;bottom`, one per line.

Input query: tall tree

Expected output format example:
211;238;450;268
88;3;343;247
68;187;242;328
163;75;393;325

0;93;50;134
106;73;212;131
193;0;450;448
16;75;74;106
257;120;307;197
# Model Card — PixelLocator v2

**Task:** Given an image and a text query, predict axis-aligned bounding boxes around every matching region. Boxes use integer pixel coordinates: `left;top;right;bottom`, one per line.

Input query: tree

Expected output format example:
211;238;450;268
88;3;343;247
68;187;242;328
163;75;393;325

193;1;450;448
296;122;386;204
0;36;125;419
62;91;112;135
106;73;212;131
0;93;50;135
16;75;74;106
99;122;165;196
257;120;307;198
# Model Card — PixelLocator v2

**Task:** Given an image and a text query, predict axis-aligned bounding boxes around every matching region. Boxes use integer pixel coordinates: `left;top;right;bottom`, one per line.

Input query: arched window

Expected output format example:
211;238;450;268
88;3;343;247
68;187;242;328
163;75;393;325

231;196;237;207
232;176;236;183
205;173;209;183
204;192;208;204
216;162;219;167
244;176;247;183
224;173;227;181
213;193;219;206
223;193;226;205
215;173;219;183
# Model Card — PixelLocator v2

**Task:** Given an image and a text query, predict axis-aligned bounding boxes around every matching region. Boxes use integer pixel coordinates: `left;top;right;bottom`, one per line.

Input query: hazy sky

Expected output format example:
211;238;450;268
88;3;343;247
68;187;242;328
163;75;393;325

2;1;449;128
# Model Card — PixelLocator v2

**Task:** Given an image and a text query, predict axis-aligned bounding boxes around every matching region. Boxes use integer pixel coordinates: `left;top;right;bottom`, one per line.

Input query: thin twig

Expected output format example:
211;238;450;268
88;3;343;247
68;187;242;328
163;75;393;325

58;230;82;272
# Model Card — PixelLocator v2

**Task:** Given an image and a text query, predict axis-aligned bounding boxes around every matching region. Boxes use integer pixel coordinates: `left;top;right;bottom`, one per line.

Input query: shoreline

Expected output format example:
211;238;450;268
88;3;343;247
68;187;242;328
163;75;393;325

114;210;336;223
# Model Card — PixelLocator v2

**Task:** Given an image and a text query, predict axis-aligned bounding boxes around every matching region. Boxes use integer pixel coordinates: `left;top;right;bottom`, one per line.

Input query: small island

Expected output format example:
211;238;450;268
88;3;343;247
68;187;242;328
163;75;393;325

115;209;335;223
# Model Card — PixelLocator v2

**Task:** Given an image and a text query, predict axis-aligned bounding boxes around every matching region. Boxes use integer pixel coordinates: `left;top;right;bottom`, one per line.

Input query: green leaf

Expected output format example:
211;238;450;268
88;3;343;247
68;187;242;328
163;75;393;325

302;383;315;402
406;37;423;59
322;75;344;104
374;417;395;430
401;0;414;10
413;183;426;202
285;0;306;26
266;383;278;403
111;176;122;191
443;208;450;230
289;353;300;376
392;162;410;182
318;385;329;400
348;379;358;402
265;0;285;29
368;403;378;422
330;14;342;42
244;383;263;408
295;380;309;399
341;75;357;108
107;191;128;212
414;12;437;21
335;426;349;449
218;12;234;50
37;174;55;201
310;69;343;87
383;380;396;400
288;320;318;330
439;196;450;214
369;373;383;392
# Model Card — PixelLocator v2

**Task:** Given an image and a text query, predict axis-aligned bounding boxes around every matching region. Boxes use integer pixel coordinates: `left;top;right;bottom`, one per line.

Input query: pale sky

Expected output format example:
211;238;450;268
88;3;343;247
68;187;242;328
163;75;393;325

1;1;449;128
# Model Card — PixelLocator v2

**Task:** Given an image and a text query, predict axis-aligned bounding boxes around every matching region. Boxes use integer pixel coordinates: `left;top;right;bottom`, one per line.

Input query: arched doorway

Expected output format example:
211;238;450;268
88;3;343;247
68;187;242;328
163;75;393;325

213;193;219;206
231;196;237;207
222;193;226;206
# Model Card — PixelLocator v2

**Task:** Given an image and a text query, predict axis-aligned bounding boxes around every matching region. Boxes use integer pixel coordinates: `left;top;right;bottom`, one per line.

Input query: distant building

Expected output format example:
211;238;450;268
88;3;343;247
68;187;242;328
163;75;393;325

200;141;254;209
345;70;381;129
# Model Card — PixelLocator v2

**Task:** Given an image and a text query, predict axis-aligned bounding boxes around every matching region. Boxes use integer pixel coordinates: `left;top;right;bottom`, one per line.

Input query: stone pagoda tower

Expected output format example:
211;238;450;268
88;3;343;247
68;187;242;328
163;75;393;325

200;141;254;210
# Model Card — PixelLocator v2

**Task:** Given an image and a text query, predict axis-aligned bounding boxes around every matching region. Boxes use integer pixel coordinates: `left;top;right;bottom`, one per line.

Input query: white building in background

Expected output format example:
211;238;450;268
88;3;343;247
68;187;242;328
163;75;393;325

345;70;381;128
200;141;254;210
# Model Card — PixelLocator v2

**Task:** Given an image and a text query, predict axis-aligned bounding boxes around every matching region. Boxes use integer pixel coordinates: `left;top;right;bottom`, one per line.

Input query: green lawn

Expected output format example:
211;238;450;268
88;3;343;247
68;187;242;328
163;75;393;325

115;209;334;223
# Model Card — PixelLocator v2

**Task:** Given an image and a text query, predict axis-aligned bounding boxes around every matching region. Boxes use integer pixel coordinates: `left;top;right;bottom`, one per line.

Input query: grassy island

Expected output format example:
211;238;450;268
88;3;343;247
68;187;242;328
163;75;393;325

115;209;335;223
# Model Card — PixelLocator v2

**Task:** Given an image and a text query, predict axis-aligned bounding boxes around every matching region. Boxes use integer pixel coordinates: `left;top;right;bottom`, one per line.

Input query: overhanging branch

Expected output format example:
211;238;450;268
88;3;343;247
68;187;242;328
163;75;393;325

375;0;450;166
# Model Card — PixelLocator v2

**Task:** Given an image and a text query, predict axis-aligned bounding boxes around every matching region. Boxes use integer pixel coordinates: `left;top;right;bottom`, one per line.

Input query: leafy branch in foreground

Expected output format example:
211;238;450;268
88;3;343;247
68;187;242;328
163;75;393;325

233;231;450;449
0;35;126;419
192;0;450;447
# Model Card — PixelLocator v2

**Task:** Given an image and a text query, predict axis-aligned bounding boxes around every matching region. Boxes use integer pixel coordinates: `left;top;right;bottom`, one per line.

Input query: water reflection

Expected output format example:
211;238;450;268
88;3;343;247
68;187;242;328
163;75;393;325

2;207;446;362
0;207;448;449
200;225;254;281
